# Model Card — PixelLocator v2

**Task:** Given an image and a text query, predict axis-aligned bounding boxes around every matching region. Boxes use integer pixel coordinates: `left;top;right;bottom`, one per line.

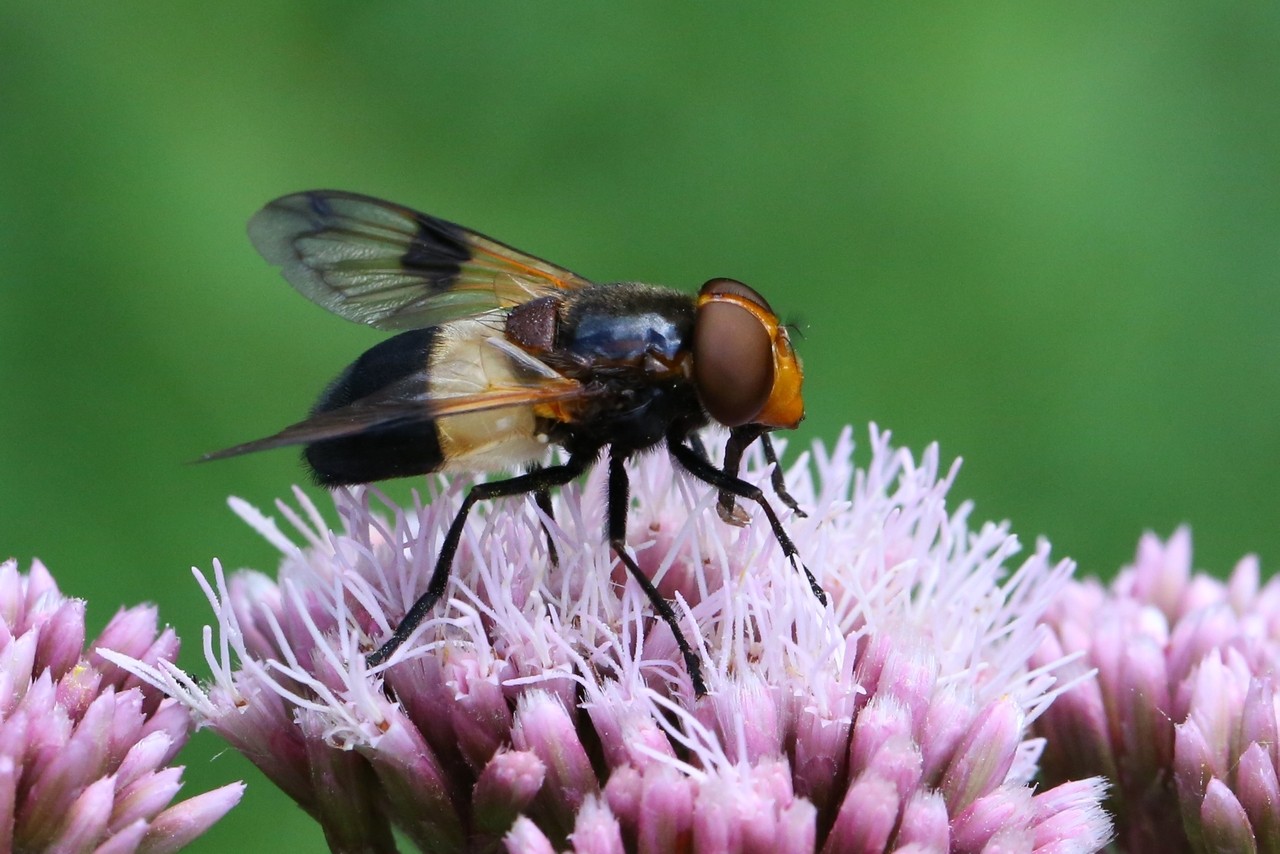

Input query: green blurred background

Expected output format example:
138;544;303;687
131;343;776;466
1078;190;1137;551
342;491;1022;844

2;2;1278;850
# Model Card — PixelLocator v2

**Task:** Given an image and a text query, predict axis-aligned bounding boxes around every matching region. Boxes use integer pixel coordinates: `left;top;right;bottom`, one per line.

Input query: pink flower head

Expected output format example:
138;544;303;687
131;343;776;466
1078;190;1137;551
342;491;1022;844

1034;527;1280;851
0;559;242;852
122;426;1111;852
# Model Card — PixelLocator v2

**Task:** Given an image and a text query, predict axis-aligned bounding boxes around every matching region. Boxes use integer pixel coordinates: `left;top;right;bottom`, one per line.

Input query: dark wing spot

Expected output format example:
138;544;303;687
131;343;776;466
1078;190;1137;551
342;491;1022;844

403;214;474;291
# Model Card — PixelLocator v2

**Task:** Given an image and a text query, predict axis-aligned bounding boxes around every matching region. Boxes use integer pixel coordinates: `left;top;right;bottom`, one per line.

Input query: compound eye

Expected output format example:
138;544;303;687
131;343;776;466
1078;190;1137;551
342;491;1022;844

700;277;773;312
693;278;775;427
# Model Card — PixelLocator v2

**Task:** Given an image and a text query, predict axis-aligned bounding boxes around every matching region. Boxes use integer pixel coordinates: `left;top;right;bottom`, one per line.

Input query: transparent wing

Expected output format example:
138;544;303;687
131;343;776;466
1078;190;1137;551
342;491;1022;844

248;190;593;330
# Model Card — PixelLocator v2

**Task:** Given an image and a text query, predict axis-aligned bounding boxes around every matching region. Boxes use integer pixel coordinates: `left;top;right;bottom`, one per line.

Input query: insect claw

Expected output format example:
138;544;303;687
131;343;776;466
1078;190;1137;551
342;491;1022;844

716;497;751;526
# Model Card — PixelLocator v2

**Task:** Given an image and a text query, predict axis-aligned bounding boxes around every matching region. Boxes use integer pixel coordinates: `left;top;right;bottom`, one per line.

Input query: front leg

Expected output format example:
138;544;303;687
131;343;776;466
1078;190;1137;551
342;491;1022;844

709;428;752;526
713;427;807;524
759;433;806;518
668;436;826;607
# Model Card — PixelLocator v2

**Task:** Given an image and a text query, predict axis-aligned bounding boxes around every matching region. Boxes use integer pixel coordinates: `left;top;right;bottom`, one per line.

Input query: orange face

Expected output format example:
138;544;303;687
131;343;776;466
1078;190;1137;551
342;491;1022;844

692;279;805;431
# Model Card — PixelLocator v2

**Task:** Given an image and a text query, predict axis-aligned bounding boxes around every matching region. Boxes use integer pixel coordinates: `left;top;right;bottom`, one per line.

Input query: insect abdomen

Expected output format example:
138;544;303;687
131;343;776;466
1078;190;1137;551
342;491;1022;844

303;328;444;485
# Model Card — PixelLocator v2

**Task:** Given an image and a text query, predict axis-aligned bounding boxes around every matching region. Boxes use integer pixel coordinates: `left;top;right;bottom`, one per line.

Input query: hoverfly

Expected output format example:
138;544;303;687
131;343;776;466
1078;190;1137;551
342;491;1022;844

207;190;823;694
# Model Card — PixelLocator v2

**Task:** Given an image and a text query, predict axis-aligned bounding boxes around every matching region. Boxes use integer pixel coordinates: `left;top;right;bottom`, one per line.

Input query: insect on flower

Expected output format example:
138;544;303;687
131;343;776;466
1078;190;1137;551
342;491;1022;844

206;190;824;694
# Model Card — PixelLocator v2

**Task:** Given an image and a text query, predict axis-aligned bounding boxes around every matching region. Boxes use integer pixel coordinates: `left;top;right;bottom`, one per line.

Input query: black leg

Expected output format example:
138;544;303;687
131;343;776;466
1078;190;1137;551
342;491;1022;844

759;433;806;518
668;437;827;607
715;426;760;525
608;450;708;696
527;463;560;567
688;432;712;464
366;456;591;667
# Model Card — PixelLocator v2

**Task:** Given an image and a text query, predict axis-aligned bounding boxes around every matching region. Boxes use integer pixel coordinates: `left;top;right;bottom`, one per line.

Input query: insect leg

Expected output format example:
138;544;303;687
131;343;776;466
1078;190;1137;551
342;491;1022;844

527;463;559;567
667;438;826;607
714;426;759;525
688;431;712;463
366;456;590;667
691;431;742;525
759;433;806;518
716;428;806;518
608;449;708;696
